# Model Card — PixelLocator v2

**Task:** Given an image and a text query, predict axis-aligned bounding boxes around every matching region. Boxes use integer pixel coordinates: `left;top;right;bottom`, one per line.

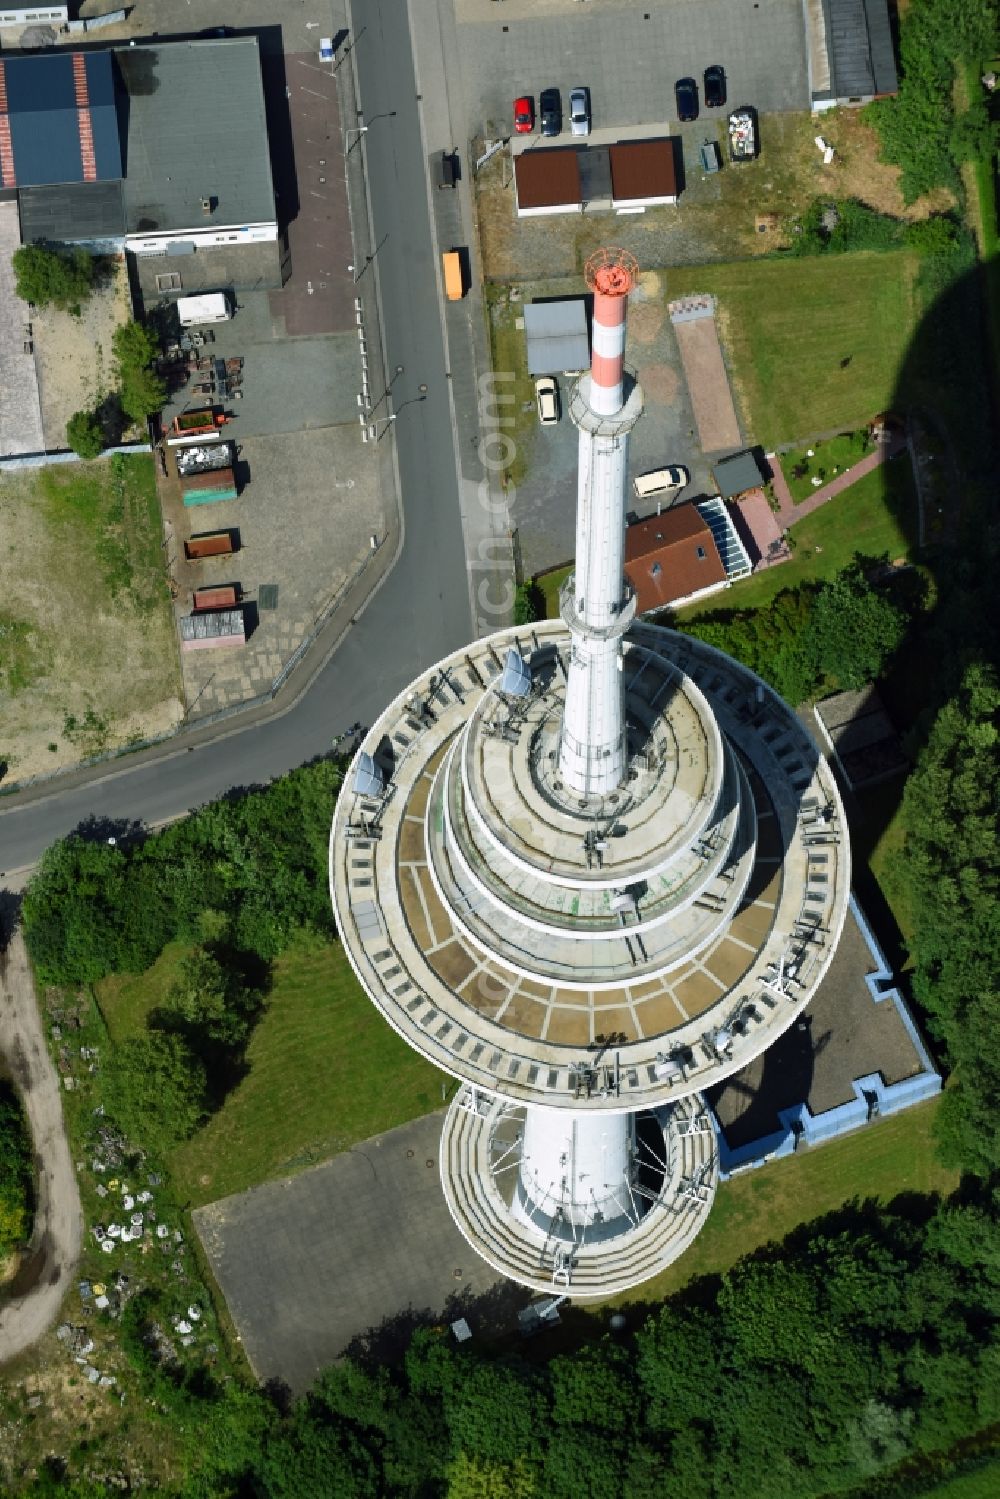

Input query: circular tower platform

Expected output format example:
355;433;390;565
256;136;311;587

330;618;850;1296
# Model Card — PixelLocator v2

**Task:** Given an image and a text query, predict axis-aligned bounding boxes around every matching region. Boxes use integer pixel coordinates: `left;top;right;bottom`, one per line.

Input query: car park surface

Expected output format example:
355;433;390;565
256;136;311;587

459;1;807;138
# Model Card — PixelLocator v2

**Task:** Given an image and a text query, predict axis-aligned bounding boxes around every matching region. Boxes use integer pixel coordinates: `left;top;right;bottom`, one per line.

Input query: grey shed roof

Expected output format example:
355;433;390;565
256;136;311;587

19;181;125;244
822;0;898;99
712;449;764;498
523;300;589;375
117;38;275;235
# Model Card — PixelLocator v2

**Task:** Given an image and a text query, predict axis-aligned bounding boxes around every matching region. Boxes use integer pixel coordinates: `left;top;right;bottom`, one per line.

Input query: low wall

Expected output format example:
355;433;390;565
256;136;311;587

714;894;941;1177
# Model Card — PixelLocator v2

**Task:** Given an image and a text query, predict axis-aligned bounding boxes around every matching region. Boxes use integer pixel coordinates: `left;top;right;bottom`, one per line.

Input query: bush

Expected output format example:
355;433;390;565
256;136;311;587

513;582;543;626
112;319;160;373
12;244;94;312
65;409;105;460
101;1030;208;1158
0;1082;34;1259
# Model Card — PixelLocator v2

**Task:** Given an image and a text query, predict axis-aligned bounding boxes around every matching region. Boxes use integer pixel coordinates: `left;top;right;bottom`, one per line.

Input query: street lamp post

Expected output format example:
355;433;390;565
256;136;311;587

345;110;396;154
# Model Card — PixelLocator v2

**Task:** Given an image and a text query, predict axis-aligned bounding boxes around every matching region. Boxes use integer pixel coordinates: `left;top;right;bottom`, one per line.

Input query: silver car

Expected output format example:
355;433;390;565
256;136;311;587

569;86;591;137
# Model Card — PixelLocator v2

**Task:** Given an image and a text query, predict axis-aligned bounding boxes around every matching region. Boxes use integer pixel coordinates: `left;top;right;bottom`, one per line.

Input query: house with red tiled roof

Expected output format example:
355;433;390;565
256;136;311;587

624;503;730;614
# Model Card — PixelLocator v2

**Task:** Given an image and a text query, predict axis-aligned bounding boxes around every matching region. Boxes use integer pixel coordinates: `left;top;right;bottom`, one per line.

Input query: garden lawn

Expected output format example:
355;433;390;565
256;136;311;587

607;1097;956;1309
161;934;447;1207
679;461;917;618
780;429;873;503
666;254;919;449
923;1459;1000;1498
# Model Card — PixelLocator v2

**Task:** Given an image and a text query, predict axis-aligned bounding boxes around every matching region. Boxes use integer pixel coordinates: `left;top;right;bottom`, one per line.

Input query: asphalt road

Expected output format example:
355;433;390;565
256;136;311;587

0;0;471;877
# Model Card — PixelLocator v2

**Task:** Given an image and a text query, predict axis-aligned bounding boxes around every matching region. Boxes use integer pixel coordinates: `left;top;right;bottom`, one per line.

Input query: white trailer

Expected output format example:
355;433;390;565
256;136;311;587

176;293;232;327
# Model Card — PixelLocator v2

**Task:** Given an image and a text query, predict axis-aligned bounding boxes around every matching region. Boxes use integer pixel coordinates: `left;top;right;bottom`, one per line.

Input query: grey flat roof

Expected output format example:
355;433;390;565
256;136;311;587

118;38;275;235
523;299;589;375
713;449;764;498
822;0;898;99
19;181;125;243
2;51;121;187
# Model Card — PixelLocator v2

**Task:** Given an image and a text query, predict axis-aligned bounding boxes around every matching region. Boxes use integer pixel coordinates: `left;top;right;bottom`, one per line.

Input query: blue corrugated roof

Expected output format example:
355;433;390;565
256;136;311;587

2;52;121;187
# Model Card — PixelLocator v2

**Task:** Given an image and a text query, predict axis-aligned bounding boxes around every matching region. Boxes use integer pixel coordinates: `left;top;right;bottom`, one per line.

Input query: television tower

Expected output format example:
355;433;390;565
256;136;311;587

331;251;850;1297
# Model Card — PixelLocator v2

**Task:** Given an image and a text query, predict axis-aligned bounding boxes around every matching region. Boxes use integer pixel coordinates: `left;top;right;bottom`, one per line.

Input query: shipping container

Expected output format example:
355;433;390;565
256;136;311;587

177;292;232;326
193;585;239;611
442;250;464;300
184;531;236;561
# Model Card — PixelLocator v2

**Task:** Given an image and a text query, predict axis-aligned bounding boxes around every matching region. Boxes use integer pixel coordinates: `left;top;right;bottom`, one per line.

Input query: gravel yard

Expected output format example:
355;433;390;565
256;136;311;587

32;255;133;453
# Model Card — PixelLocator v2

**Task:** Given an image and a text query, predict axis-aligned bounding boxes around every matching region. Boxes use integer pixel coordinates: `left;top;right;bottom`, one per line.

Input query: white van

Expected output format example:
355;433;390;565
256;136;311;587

634;464;690;500
176;292;232;327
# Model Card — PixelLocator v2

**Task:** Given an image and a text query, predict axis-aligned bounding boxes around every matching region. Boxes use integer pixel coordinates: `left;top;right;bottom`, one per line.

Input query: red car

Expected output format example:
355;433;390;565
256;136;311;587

513;95;534;134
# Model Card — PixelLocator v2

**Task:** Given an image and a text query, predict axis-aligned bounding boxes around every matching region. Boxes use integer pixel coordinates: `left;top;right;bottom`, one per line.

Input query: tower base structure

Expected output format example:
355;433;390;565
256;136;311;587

330;619;850;1300
441;1091;716;1297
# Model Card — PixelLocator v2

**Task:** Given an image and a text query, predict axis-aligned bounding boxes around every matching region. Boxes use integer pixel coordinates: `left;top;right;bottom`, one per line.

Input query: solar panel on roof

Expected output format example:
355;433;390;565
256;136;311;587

499;648;532;698
353;752;385;798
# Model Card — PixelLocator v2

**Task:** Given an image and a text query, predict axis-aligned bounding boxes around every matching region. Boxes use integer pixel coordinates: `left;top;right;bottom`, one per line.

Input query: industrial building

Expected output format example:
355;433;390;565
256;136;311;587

4;37;279;293
514;138;679;218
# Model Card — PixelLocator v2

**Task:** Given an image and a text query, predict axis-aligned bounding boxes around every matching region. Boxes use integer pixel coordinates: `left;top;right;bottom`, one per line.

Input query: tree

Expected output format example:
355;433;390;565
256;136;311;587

112;318;160;373
0;1083;33;1259
119;364;167;426
65;409;104;460
809;562;907;690
12;244;94;312
101;1031;208;1156
157;946;263;1056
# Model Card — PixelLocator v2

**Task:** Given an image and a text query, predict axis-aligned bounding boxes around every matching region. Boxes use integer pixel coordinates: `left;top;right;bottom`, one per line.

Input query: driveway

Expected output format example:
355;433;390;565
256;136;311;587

0;929;82;1365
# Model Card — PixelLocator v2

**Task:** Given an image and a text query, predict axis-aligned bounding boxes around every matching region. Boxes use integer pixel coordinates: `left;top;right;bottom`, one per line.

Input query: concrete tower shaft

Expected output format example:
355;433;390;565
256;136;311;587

558;249;643;796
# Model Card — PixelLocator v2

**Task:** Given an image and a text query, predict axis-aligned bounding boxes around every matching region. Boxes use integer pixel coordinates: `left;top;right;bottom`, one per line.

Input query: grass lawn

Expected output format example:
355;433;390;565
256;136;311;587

484;285;538;489
679;460;917;619
0;455;181;784
537;563;572;619
605;1097;956;1309
666;253;919;449
779;428;873;503
101;934;448;1207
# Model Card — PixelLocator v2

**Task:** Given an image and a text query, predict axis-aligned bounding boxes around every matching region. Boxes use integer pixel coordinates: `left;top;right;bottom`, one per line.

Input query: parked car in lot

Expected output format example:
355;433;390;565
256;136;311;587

569;86;591;137
704;65;726;108
674;77;698;122
634;464;690;500
540;88;561;137
535;377;560;426
513;95;535;134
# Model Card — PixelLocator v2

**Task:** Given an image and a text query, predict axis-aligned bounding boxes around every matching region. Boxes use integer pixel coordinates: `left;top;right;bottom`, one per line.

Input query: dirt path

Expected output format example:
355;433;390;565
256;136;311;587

0;929;82;1365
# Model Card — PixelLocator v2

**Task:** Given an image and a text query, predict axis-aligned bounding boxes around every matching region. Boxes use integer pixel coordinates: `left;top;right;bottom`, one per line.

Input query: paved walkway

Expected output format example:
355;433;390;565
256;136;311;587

769;434;908;531
669;298;744;456
0;929;82;1365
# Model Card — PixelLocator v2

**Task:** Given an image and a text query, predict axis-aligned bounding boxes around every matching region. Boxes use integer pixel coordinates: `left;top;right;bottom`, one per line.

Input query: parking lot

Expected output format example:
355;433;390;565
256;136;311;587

457;0;809;139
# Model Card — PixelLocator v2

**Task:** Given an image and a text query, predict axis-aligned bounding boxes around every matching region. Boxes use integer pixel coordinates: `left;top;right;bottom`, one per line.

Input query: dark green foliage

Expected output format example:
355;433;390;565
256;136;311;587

100;1030;208;1156
513;582;543;626
12;244;94;312
65;409;105;461
22;758;343;986
112;318;166;425
111;319;160;371
118;364;167;426
898;664;1000;1174
676;560;908;706
0;1081;34;1256
865;0;999;203
155;945;265;1056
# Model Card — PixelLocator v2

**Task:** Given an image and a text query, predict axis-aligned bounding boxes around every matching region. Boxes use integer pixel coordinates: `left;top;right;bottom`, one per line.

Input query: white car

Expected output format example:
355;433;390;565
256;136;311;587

535;376;560;425
633;464;690;499
569;86;591;137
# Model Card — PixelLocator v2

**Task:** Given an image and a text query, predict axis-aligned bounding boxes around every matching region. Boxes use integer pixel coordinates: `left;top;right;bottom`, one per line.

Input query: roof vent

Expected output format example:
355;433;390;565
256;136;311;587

201;197;213;216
